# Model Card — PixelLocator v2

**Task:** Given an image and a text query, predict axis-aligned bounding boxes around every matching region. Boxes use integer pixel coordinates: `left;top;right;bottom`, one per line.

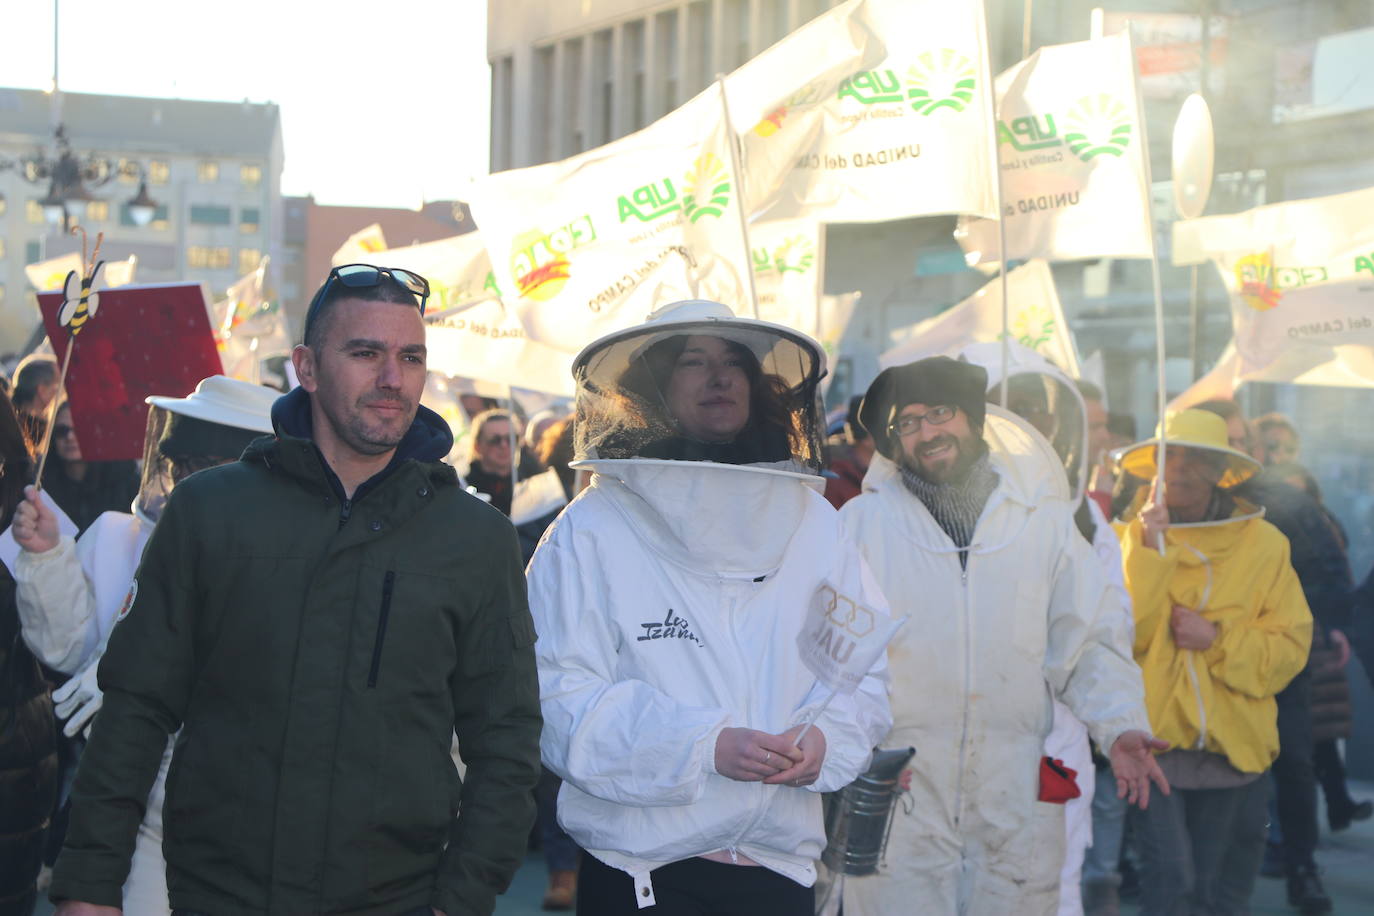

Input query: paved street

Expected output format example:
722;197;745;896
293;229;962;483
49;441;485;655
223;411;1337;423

34;780;1374;913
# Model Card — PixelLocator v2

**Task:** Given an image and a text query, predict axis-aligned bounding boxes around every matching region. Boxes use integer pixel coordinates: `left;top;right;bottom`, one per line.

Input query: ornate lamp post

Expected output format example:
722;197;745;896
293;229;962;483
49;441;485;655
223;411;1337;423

1;123;161;232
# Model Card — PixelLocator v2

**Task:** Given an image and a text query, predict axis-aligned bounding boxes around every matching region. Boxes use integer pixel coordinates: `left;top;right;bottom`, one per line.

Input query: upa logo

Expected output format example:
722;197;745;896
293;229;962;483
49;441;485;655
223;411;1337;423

509;215;597;302
906;50;977;115
838;50;976;115
752;235;816;277
1062;94;1133;161
617;154;732;224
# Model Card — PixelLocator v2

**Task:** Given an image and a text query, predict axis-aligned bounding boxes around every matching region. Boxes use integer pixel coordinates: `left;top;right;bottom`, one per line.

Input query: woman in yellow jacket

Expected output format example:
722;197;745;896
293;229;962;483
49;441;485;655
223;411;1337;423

1117;409;1312;915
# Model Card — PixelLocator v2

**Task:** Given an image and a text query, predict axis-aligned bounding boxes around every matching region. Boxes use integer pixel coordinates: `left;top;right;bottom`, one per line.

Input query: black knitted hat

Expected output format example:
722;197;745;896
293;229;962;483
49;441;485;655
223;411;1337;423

858;356;989;459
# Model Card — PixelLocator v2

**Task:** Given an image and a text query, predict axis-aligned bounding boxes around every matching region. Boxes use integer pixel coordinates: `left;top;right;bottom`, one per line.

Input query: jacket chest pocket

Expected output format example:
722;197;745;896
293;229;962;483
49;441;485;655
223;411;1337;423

359;566;458;696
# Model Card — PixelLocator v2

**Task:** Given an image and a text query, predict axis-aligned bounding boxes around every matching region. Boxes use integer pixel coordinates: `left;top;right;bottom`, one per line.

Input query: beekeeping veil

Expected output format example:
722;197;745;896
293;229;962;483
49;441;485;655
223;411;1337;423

959;340;1089;503
572;299;825;481
136;375;279;521
571;300;827;575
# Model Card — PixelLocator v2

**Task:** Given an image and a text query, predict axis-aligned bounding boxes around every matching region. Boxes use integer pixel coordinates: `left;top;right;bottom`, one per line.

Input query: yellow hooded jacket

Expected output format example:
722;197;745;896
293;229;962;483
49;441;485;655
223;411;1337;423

1117;502;1312;774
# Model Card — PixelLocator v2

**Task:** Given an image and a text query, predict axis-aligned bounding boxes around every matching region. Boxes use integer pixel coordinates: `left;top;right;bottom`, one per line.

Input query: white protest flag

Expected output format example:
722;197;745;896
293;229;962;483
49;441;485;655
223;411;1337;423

880;260;1081;376
469;84;756;354
26;253;137;292
751;0;997;224
725;0;877;217
1172;185;1374;377
364;232;575;396
1169;339;1374;411
957;31;1153;265
751;218;823;327
331;223;388;266
370;233;502;312
798;581;905;697
214;258;292;382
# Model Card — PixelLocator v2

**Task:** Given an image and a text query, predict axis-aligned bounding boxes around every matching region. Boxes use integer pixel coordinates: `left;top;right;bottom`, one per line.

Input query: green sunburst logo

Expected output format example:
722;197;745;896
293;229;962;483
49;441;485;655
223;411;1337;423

1062;94;1133;161
682;154;731;223
906;50;977;115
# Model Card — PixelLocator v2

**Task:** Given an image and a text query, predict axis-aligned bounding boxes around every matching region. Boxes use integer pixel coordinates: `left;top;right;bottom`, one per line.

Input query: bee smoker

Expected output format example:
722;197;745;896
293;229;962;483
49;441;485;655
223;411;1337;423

820;746;916;876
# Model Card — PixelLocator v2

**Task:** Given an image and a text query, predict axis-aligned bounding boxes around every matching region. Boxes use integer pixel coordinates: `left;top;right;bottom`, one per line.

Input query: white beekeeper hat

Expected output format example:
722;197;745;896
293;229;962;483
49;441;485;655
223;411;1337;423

145;375;278;433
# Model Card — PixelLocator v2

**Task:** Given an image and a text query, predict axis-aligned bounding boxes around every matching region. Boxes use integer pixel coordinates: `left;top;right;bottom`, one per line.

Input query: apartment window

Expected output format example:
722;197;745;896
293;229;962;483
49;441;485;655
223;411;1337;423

686;2;710;99
187;246;232;269
0;195;6;217
120;202;170;228
624;20;647;131
85;200;110;222
533;45;556;164
26;241;42;264
591;30;612;146
197;161;220;183
149;160;170;185
190;204;233;226
562;38;584;155
116;159;138;185
241;164;263;188
0;284;5;305
240;207;260;234
238;247;262;275
655;10;680;112
26;200;44;224
0;239;5;258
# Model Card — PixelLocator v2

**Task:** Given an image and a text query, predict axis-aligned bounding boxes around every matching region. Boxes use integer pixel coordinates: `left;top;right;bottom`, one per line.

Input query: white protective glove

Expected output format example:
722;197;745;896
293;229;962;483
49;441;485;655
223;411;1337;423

52;651;103;738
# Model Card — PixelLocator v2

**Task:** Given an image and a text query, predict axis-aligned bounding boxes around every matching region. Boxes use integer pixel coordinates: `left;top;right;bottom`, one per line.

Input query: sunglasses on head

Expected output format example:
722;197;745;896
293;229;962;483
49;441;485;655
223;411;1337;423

304;263;430;332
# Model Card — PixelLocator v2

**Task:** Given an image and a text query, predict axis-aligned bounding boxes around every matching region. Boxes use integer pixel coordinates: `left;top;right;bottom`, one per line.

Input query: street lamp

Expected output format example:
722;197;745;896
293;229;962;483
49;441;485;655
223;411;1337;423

0;123;162;232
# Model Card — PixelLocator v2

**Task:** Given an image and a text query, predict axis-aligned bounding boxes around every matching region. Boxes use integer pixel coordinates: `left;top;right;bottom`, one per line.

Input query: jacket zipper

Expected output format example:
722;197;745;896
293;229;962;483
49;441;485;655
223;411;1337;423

723;576;771;864
367;571;396;688
953;561;971;827
338;497;353;530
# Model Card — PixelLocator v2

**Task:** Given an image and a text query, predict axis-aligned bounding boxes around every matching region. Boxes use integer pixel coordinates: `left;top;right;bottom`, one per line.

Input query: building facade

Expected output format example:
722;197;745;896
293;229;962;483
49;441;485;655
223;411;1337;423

0;88;284;354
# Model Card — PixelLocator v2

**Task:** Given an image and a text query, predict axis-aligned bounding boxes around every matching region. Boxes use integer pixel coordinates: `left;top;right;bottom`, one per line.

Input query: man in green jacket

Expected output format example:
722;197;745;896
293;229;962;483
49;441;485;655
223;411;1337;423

50;265;543;916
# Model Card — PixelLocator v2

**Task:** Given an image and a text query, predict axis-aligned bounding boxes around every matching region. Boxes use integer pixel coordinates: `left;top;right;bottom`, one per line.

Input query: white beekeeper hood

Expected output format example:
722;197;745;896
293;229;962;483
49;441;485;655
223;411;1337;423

570;299;826;484
959;340;1089;503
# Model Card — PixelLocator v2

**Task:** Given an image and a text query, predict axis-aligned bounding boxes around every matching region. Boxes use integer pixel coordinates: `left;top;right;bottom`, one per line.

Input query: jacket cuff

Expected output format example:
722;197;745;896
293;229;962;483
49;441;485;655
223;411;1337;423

701;718;731;777
48;848;127;909
14;533;76;576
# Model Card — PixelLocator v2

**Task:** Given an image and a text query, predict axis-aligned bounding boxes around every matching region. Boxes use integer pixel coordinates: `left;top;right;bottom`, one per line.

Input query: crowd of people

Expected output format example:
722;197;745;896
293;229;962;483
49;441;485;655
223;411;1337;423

0;262;1370;916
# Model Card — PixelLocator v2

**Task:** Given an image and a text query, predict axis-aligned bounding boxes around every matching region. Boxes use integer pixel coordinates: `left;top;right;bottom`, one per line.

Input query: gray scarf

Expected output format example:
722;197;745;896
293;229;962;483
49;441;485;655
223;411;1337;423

899;450;999;567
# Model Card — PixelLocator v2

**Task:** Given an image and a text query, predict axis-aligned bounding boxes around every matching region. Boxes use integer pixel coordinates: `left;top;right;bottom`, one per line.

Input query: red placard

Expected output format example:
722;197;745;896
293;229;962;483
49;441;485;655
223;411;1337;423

37;282;223;461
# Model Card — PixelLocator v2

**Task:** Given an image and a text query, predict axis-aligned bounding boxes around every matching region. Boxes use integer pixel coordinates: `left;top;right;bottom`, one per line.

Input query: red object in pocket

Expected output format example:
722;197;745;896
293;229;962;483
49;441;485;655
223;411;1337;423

1038;756;1081;804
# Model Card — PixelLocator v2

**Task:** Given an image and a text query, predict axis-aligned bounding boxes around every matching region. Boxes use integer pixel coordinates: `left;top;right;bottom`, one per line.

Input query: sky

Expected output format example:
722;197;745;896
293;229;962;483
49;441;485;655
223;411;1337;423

0;0;492;209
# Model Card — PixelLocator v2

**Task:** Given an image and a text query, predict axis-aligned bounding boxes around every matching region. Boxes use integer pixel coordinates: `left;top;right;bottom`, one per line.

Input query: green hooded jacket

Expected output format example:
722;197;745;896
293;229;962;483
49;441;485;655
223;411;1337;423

50;391;541;915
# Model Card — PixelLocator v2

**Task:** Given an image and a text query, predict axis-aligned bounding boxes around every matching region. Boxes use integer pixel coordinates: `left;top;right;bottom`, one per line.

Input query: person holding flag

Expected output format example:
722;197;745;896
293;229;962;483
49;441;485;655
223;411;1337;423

527;300;892;915
10;375;280;915
835;356;1166;915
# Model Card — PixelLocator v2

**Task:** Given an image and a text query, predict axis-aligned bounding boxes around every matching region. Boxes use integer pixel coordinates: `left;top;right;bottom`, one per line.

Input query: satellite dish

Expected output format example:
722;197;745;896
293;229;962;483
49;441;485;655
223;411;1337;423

1172;93;1215;220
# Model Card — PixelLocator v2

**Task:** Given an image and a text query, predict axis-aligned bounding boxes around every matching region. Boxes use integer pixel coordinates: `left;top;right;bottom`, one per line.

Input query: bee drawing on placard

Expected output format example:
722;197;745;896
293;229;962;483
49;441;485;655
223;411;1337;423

59;228;105;337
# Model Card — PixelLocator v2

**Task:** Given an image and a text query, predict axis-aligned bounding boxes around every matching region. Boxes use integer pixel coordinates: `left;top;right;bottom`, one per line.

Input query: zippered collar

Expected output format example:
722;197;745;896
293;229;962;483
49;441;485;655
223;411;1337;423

246;387;457;504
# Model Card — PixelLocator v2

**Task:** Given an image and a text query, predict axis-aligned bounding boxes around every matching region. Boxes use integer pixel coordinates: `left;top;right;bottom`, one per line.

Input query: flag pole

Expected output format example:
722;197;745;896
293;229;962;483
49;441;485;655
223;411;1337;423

1124;26;1170;555
715;74;761;318
980;0;1012;407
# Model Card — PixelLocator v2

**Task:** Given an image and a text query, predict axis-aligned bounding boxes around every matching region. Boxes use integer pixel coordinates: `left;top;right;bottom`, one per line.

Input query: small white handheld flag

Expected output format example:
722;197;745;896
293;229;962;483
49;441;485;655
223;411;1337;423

798;582;905;696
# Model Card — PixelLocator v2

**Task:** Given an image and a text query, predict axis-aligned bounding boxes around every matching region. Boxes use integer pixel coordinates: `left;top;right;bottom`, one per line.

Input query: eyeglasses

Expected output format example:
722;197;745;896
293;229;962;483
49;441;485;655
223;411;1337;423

479;435;512;448
888;405;956;437
304;263;430;333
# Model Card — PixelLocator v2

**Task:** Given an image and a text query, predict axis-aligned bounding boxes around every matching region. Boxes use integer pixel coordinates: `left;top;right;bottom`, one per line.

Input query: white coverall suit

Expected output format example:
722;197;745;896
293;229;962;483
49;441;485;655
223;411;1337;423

830;408;1149;916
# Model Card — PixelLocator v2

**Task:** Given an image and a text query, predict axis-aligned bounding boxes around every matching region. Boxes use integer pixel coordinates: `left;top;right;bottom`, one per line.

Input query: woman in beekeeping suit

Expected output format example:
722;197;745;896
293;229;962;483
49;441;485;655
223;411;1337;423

10;375;280;915
527;300;892;915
